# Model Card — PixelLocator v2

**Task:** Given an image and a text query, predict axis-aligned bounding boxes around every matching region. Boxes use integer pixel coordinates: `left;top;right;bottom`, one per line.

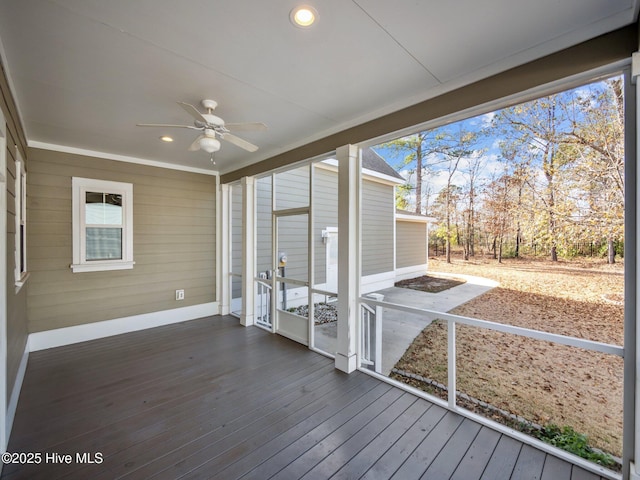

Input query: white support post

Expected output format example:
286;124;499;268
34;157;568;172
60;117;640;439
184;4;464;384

218;183;231;316
448;321;457;409
0;110;7;457
308;164;315;348
241;176;256;327
367;293;384;374
335;145;360;373
630;51;640;480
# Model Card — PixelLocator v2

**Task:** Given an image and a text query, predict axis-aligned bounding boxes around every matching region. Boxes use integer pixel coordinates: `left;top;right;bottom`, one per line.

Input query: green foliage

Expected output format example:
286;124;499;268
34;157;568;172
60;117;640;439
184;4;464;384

395;183;413;211
533;424;615;467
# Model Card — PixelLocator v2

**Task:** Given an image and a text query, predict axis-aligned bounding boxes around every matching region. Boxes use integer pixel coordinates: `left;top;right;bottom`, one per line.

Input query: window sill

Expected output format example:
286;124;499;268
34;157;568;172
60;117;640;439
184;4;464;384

14;272;30;294
71;261;135;273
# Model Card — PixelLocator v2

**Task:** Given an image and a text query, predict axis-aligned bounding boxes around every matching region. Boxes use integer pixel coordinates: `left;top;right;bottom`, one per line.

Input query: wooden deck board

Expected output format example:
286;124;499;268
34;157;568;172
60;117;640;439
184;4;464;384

207;374;382;480
298;394;418;480
328;399;434;480
450;426;502;480
390;411;464;479
541;455;573;480
1;315;611;480
511;444;547;480
420;418;483;479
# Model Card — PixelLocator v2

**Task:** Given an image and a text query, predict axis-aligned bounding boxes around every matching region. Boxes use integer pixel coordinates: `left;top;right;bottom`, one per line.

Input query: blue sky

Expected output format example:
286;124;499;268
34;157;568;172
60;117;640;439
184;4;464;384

371;112;503;211
370;76;619;213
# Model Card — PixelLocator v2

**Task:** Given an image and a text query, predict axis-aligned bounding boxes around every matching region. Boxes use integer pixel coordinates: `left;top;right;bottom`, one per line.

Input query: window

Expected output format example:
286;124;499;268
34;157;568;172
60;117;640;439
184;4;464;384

14;155;27;287
72;177;134;273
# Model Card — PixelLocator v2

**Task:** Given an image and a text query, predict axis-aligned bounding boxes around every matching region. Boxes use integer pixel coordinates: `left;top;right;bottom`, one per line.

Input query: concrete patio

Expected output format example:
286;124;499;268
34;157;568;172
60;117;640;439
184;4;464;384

315;272;498;374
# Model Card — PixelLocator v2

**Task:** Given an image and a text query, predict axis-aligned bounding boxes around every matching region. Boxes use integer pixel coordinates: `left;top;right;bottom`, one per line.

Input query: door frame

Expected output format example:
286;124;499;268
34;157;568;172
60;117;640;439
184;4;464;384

272;207;311;345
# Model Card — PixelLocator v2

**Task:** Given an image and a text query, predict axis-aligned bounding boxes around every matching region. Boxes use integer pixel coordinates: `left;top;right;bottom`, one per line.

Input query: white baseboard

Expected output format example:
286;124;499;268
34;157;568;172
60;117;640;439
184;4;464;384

28;302;219;352
6;342;28;446
361;271;395;294
394;264;428;282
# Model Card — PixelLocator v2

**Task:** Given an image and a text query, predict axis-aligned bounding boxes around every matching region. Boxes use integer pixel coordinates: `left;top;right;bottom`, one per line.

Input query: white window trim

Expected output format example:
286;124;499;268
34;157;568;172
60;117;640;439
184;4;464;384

14;154;28;289
71;177;134;273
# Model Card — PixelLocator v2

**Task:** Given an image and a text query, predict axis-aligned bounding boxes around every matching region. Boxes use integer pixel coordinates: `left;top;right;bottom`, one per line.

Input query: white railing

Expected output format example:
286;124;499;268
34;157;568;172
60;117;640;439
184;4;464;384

358;296;624;410
360;293;383;373
229;272;242;317
255;273;272;329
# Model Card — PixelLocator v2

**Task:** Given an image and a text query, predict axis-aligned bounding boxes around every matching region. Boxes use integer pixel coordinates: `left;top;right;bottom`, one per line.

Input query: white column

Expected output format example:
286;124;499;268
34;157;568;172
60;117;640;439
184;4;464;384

218;183;231;316
0;109;7;455
631;51;640;480
241;176;256;326
335;145;360;373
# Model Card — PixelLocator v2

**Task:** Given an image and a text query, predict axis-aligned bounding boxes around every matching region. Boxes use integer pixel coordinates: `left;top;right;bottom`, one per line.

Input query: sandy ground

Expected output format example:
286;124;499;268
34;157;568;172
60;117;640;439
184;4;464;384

393;255;624;456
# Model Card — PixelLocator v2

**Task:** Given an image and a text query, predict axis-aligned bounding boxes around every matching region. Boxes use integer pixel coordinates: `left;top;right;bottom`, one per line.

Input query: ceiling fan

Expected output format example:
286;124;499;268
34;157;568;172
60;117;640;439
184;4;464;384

137;99;267;155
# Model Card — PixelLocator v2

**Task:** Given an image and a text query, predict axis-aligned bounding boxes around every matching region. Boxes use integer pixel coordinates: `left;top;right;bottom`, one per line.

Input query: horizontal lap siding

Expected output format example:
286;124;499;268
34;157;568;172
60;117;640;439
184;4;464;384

253;167;392;286
231;185;242;297
274;167;309;211
26;148;216;332
276;215;308;285
396;221;427;268
362;182;394;276
2;54;29;405
273;168;310;283
312;168;338;286
256;176;272;276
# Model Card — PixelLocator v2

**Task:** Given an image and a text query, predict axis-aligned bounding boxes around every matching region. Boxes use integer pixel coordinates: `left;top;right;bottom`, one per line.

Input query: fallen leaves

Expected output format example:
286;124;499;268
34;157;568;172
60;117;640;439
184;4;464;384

394;255;624;456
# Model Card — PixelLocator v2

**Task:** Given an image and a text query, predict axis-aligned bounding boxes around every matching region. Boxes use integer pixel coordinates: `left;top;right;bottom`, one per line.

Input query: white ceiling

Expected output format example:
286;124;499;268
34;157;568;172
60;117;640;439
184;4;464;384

0;0;637;174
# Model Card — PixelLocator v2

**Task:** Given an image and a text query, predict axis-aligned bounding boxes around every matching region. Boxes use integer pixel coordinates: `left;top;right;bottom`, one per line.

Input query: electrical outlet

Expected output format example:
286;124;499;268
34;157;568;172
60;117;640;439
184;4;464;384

176;289;185;301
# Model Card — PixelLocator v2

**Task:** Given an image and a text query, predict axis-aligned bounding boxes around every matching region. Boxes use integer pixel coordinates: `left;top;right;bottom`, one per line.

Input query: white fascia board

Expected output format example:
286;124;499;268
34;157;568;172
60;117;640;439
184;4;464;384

396;213;437;223
28;141;219;176
317;158;403;186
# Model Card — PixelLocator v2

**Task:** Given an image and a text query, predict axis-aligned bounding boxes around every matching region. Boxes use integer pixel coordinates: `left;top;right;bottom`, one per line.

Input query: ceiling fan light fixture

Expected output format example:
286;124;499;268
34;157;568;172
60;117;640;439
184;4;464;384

290;5;317;27
160;135;174;142
199;136;221;153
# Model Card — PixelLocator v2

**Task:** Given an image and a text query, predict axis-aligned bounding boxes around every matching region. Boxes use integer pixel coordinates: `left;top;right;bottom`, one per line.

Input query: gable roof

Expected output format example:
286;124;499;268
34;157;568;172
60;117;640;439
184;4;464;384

362;147;404;181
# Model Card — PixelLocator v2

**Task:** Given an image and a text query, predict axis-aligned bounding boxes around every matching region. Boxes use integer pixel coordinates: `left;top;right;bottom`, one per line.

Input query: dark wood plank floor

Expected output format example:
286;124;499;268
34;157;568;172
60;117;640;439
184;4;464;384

1;316;610;480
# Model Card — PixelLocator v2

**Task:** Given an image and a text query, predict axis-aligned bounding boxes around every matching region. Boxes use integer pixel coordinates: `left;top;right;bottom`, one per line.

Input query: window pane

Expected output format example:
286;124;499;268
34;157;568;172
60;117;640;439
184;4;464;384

86;192;123;225
86;227;122;260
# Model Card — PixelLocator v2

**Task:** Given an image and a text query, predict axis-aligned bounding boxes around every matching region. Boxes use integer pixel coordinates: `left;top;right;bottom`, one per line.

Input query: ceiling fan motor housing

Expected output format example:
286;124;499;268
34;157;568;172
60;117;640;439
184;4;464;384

201;99;218;110
201;113;225;128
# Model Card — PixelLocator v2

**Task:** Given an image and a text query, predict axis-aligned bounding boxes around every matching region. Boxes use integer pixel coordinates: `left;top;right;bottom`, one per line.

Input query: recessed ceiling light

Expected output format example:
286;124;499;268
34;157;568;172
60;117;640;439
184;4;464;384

290;5;317;27
160;135;174;142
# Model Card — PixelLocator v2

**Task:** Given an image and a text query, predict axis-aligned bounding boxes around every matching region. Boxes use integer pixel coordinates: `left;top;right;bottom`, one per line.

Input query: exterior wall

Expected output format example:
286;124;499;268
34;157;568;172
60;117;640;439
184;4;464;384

231;184;242;298
273;167;309;285
26;148;216;333
256;165;398;292
361;181;394;276
1;60;29;407
255;175;272;276
254;165;396;290
396;220;427;268
312;167;338;286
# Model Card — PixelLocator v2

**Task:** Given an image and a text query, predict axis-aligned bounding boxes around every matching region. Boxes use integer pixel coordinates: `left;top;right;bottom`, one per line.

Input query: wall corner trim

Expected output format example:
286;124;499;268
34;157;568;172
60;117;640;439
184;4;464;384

6;342;29;448
28;302;219;352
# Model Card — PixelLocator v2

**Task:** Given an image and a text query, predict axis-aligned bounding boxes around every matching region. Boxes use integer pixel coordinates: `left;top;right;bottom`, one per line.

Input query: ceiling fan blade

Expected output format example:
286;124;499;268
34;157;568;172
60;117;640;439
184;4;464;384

188;135;205;151
178;102;208;123
221;132;259;152
136;123;199;129
224;122;268;132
